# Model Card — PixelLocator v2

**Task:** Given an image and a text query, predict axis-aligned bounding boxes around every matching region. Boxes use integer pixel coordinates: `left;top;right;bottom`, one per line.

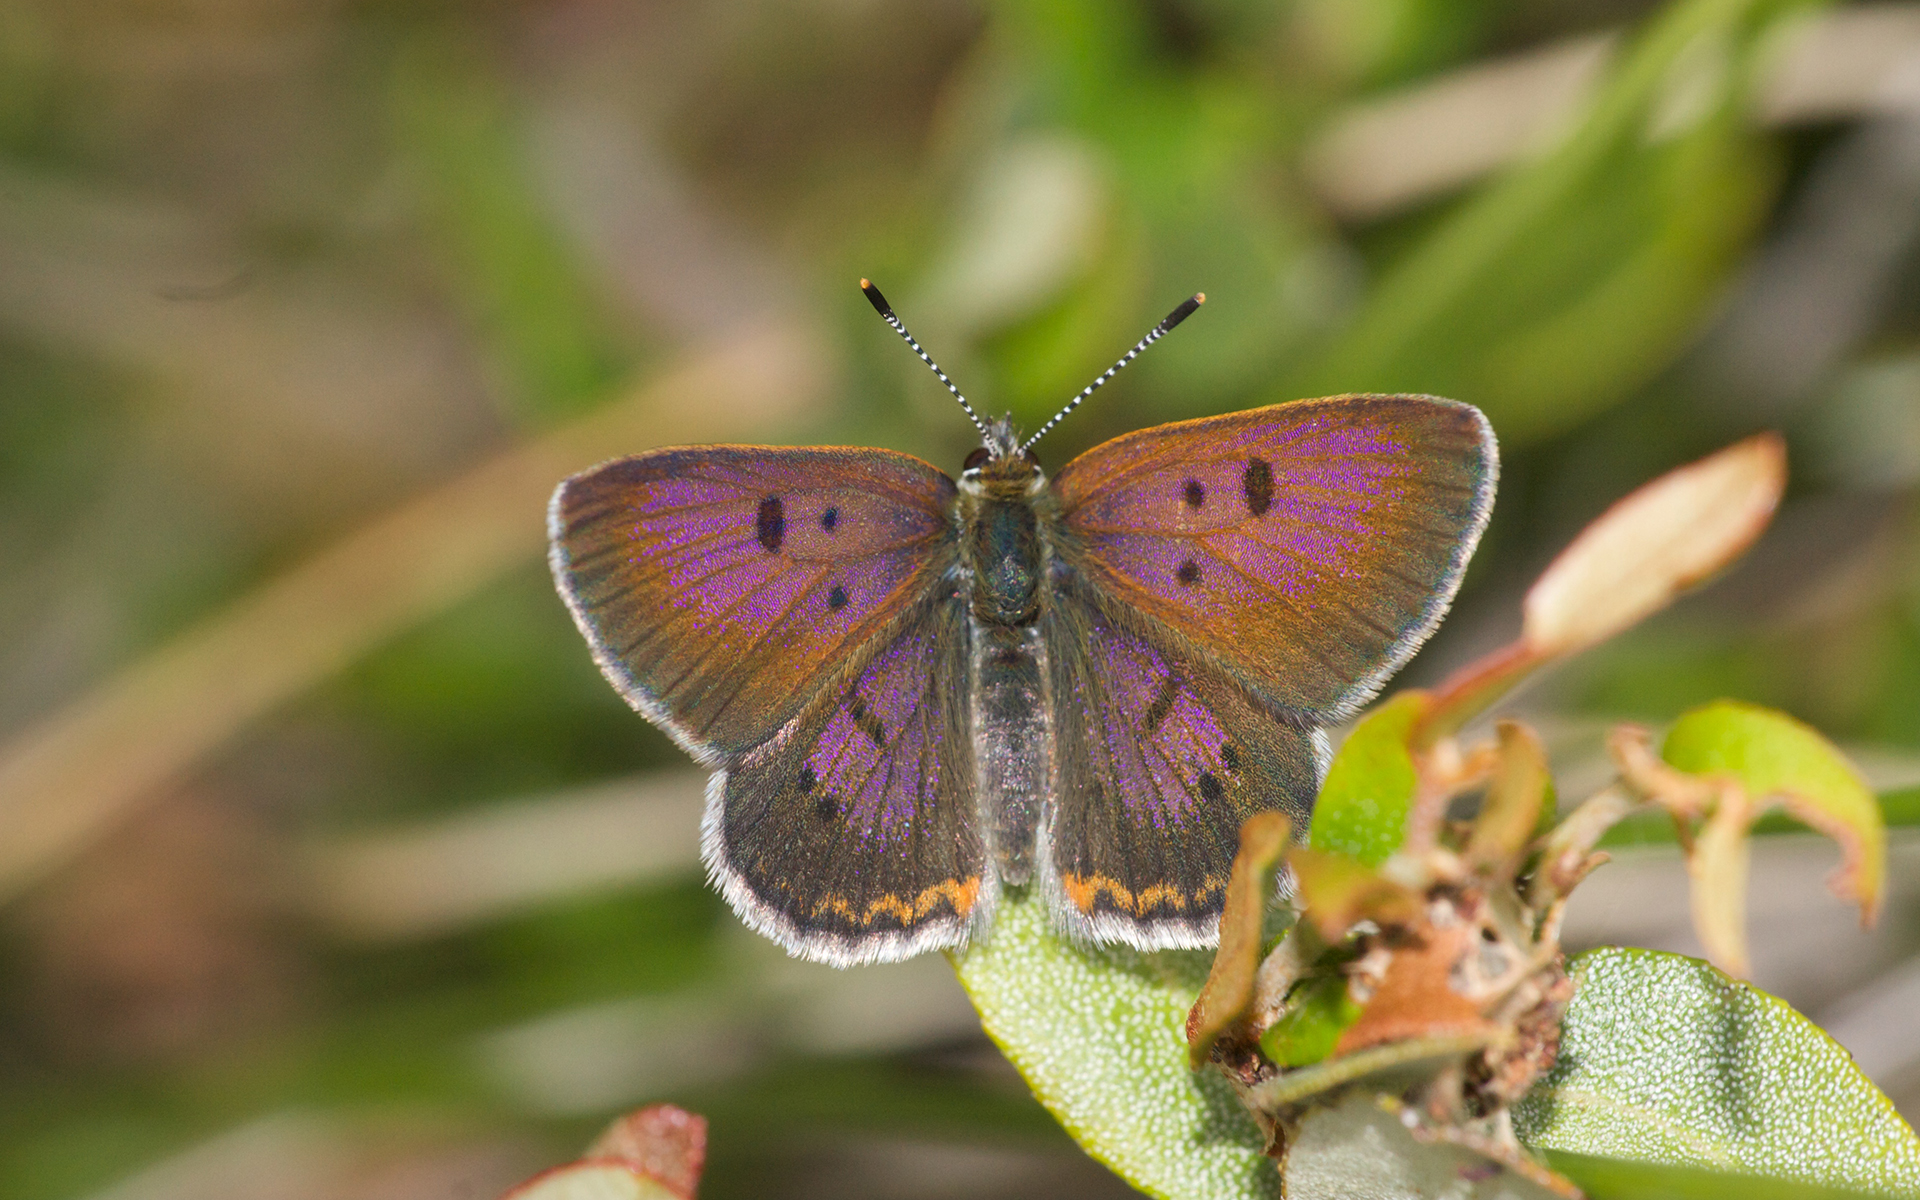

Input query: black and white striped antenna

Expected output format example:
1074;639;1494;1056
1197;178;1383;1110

1020;292;1204;456
861;280;992;445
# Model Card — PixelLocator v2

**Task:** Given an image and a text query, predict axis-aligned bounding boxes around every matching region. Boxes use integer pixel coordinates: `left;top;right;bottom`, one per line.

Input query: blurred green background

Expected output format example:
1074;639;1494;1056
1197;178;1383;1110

2;0;1919;1196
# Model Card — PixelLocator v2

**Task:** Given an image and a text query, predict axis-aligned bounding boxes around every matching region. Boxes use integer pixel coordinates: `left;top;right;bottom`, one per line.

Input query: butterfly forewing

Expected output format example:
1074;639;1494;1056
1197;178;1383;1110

1051;395;1496;724
713;596;985;964
1044;578;1323;948
550;446;959;758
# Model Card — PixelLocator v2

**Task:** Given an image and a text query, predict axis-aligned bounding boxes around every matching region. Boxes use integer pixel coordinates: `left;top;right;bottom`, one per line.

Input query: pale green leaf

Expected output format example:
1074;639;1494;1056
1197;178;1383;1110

1309;691;1429;865
1548;1150;1918;1199
1284;1092;1565;1200
1514;948;1920;1193
1662;699;1886;917
951;886;1275;1200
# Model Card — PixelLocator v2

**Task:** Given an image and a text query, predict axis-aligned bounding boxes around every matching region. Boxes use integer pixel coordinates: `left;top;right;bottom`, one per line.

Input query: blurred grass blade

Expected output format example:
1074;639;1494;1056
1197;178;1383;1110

0;324;828;903
391;30;629;422
1298;0;1805;438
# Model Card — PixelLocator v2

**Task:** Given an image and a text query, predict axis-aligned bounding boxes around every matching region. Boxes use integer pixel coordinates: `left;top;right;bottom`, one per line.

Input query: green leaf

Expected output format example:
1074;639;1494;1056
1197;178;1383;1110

1258;973;1362;1069
952;887;1276;1200
1309;691;1429;865
1285;1092;1566;1200
1547;1150;1918;1200
1662;699;1886;916
1514;948;1920;1193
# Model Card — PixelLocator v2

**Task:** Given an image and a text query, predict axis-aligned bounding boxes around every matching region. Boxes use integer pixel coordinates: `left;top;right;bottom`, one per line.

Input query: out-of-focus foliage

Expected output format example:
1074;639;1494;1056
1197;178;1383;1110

2;0;1920;1197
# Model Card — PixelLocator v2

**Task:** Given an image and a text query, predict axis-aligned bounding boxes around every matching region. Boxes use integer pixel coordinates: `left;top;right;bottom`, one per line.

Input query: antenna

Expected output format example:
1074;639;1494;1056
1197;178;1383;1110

861;280;992;445
1020;293;1204;455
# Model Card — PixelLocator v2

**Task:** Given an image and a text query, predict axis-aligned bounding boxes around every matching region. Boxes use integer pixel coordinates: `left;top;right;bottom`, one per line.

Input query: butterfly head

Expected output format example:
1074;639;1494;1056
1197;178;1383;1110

962;417;1045;495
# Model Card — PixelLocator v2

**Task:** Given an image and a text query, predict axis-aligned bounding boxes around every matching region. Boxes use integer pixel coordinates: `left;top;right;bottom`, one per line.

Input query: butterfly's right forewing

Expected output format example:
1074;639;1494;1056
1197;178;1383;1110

1051;396;1495;724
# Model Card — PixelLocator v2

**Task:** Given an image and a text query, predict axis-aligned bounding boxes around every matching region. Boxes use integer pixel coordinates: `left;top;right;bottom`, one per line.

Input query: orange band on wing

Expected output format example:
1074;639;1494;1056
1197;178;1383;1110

1059;872;1228;917
806;877;981;927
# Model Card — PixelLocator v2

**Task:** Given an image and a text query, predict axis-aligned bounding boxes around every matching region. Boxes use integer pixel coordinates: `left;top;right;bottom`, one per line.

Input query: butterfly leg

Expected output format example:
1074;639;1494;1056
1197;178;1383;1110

970;619;1051;885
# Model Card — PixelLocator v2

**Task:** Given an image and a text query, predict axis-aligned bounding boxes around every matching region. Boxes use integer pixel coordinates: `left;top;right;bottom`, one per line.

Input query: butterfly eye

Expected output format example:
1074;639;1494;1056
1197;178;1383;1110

963;447;992;472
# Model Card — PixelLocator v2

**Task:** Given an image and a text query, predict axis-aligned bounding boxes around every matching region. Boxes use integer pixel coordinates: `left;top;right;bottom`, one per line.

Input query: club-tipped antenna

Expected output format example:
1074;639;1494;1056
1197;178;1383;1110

1019;293;1205;455
861;279;992;444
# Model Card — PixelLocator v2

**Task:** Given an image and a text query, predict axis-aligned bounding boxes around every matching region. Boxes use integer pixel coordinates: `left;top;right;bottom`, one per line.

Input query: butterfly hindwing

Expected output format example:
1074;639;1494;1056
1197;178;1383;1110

1051;395;1496;723
549;446;958;758
1043;577;1323;948
711;595;985;964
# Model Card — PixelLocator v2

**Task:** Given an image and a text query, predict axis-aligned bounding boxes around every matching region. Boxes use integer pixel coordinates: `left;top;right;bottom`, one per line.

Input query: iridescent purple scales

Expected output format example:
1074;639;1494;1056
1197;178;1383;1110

553;449;954;759
802;625;948;840
549;394;1495;964
1077;617;1230;825
1055;397;1491;721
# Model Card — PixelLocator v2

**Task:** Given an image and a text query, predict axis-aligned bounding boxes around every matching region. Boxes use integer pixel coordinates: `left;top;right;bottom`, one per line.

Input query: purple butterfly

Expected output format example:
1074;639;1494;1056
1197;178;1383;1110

549;285;1495;965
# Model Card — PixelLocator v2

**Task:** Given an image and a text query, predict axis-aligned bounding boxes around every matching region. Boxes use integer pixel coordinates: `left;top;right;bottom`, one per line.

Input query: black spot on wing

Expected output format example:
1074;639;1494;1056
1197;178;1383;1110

828;584;849;610
1176;559;1201;586
1183;479;1206;508
798;765;817;793
1198;770;1225;804
821;505;839;531
1220;743;1241;773
1243;459;1274;517
846;692;886;747
814;792;839;820
756;496;786;552
1144;675;1181;734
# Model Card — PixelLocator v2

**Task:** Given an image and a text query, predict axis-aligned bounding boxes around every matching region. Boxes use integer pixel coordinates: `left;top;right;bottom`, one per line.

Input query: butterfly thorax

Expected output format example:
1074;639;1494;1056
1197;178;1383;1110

957;450;1051;627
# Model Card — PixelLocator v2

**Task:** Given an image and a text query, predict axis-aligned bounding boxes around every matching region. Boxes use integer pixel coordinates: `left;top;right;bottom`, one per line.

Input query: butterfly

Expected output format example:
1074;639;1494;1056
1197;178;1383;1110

549;283;1496;966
